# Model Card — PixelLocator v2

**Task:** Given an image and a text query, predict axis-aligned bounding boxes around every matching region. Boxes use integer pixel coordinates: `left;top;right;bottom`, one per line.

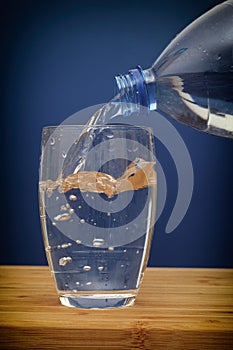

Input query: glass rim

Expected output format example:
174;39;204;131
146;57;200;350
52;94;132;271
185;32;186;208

42;124;154;133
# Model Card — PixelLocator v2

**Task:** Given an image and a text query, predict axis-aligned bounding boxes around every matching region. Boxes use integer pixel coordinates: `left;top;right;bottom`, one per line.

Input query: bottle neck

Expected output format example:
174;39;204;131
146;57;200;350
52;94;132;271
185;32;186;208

114;66;157;114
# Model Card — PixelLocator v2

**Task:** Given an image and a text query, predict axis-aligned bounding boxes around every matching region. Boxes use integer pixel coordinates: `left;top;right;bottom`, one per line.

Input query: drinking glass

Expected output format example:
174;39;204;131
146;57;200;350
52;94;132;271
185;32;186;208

39;125;156;309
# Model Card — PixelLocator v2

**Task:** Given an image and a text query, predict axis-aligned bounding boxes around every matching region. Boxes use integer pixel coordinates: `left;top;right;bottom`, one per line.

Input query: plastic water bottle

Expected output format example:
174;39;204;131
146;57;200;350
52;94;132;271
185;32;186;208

115;1;233;138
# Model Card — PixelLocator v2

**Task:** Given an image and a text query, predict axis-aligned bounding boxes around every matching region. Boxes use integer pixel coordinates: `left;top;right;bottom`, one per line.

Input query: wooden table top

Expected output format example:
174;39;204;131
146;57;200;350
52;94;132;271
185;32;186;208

0;266;232;349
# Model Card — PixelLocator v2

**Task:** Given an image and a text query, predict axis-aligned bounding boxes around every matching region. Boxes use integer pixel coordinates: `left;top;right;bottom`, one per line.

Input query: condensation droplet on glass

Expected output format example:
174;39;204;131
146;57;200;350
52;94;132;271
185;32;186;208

69;194;77;201
83;265;91;271
50;137;55;145
93;238;105;247
54;213;71;221
80;219;85;224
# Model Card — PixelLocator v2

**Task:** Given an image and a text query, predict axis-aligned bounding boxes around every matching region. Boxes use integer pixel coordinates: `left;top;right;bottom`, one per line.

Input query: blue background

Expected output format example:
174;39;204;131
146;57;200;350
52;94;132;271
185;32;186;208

1;0;233;267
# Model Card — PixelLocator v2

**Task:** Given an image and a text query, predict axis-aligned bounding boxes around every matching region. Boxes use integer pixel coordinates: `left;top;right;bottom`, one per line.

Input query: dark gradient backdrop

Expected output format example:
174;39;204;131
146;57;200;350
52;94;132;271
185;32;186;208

1;0;233;267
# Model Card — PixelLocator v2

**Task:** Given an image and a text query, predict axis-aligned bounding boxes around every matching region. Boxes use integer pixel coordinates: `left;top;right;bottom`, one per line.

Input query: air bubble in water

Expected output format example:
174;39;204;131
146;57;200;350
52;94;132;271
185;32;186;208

52;222;56;226
98;266;104;271
50;137;55;145
93;238;105;247
107;212;111;216
69;208;74;214
66;203;70;209
76;281;80;285
76;240;82;244
108;246;114;251
46;189;53;198
54;213;71;221
62;151;67;158
80;219;85;224
106;131;114;139
60;205;67;211
136;250;140;254
83;265;91;271
86;281;92;286
128;145;138;152
78;205;82;209
69;194;77;201
61;243;72;249
59;257;72;266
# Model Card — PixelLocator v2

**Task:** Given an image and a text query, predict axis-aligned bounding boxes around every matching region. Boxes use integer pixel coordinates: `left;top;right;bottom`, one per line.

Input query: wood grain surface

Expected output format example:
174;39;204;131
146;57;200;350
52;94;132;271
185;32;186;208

0;266;232;349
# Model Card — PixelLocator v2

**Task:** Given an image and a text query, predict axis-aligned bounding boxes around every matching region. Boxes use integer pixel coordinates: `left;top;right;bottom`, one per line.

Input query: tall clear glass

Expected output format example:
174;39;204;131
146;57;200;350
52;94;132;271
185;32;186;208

39;125;156;309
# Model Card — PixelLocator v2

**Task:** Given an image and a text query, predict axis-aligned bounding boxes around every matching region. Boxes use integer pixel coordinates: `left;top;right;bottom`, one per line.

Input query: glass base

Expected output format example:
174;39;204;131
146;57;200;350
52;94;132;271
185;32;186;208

59;293;136;309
